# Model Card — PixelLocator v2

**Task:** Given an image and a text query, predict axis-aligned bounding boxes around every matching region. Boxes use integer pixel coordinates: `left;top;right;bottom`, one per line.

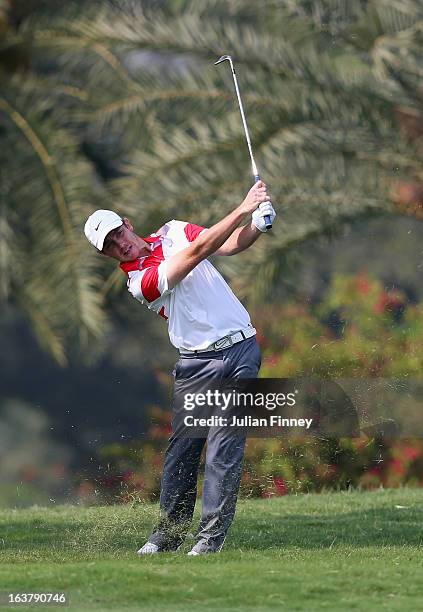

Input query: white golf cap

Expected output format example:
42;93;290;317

84;209;123;251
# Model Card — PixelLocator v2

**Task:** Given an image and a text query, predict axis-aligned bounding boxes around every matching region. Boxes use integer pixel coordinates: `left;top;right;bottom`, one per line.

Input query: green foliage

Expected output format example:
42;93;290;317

241;437;423;497
0;82;110;363
1;0;423;358
256;271;423;377
82;423;423;503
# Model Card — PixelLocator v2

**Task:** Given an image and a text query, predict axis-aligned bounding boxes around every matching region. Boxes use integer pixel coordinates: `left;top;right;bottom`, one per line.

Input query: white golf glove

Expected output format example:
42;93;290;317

252;201;276;233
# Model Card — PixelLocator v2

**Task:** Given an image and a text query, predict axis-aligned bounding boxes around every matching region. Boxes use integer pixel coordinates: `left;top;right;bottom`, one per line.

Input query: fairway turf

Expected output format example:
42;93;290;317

1;489;423;611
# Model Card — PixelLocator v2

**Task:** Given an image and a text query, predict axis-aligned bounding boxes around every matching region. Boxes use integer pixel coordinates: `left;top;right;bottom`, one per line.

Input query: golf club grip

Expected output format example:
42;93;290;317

254;174;272;230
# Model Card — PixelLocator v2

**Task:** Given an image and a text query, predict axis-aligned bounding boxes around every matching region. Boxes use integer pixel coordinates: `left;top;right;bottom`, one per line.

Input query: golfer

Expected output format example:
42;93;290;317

84;181;276;555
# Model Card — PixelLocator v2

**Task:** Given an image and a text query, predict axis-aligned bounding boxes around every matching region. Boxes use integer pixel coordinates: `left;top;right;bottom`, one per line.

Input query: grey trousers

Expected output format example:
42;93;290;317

148;335;262;553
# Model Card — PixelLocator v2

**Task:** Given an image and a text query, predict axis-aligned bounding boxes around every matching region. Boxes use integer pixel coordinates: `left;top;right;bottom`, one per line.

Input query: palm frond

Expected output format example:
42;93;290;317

0;78;110;361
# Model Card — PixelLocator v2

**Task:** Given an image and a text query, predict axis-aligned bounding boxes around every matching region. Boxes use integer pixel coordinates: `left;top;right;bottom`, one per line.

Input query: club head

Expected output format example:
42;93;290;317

214;55;232;65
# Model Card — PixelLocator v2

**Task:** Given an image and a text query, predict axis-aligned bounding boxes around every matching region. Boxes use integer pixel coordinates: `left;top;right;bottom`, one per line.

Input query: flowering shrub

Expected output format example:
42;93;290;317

77;426;423;503
255;272;423;378
242;437;423;498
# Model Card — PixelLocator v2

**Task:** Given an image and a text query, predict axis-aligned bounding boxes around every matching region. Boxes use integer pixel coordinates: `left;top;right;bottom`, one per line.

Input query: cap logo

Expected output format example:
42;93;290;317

95;221;102;231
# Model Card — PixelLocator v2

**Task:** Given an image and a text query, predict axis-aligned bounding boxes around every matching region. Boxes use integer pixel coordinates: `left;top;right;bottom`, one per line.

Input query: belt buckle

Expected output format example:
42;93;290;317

213;334;233;351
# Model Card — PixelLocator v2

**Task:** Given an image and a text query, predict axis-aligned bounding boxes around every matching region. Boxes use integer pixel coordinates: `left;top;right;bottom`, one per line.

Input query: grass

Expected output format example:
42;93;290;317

1;489;423;611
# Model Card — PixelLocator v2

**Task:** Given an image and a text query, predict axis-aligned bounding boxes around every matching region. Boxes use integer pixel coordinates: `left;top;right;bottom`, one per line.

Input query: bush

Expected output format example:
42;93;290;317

76;427;423;503
255;271;423;378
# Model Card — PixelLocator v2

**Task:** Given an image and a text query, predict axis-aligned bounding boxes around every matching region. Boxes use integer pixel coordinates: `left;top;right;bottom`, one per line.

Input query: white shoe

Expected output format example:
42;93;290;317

137;542;159;555
188;536;225;556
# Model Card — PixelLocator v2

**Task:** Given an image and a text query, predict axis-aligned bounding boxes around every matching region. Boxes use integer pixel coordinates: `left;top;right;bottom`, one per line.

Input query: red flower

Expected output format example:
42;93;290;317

367;466;382;476
264;354;278;367
402;446;421;462
389;458;405;475
122;469;135;483
356;272;371;295
273;476;288;496
374;292;390;314
374;291;405;317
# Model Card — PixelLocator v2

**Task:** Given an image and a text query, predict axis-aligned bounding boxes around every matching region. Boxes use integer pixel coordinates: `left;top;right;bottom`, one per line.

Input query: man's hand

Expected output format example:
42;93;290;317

238;181;270;215
166;180;272;288
252;201;276;233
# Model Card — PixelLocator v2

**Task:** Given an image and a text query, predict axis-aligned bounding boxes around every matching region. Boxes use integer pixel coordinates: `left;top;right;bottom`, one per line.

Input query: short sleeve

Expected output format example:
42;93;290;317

128;261;170;303
184;223;207;242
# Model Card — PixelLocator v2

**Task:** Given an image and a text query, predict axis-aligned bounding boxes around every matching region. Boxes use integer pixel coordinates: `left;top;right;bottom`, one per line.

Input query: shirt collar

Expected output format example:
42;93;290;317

119;233;160;274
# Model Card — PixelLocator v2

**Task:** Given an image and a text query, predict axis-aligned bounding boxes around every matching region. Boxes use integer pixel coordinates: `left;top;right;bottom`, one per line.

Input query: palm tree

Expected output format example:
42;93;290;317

0;2;110;364
1;0;422;359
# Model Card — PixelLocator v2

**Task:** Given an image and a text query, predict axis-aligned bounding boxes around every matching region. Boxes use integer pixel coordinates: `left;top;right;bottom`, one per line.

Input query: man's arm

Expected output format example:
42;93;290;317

214;200;276;256
166;181;268;289
213;222;261;256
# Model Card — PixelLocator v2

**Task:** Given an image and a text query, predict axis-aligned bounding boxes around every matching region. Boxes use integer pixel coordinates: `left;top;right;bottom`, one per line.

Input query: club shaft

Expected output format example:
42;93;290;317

229;67;258;177
216;56;272;229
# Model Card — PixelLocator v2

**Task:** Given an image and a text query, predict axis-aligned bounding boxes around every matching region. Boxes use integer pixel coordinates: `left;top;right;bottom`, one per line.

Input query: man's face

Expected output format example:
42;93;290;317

101;218;147;262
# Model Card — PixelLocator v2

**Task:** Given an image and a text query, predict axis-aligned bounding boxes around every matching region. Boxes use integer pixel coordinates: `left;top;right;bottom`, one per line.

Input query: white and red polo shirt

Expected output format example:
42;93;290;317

120;220;251;350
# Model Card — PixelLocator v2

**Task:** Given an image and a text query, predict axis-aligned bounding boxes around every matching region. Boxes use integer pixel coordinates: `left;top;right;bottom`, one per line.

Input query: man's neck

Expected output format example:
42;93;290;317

138;237;152;256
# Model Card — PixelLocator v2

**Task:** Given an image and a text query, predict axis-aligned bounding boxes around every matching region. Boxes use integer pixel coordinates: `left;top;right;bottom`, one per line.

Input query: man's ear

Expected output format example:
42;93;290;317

122;217;134;232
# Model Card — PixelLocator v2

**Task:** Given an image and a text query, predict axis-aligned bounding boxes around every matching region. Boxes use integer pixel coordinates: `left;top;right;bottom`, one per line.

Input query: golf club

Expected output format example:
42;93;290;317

214;54;272;230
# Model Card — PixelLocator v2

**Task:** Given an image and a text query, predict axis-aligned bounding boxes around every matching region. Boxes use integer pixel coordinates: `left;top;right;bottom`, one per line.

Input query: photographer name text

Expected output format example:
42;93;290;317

184;415;313;429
